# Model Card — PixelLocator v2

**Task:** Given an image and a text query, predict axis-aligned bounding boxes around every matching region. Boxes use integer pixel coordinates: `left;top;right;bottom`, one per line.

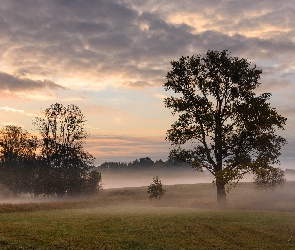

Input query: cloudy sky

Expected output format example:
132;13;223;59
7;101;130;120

0;0;294;167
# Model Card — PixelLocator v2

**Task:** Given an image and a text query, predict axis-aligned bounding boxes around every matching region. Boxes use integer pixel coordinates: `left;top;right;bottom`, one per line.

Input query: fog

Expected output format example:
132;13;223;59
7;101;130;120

285;173;295;182
1;168;295;209
0;196;60;205
102;169;266;189
100;168;213;189
100;170;295;189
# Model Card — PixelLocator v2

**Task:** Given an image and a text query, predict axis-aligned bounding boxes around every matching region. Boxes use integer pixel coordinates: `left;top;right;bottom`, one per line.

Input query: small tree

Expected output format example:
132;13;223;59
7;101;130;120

147;176;166;199
253;167;286;190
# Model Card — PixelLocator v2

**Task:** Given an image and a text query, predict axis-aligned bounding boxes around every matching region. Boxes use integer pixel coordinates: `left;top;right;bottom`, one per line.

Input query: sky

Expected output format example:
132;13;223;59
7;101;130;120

0;0;294;167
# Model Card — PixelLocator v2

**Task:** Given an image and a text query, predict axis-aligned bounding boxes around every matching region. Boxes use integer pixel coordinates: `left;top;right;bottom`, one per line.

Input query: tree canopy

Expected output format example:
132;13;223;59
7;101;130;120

0;125;37;163
164;50;287;206
0;125;38;195
33;103;99;196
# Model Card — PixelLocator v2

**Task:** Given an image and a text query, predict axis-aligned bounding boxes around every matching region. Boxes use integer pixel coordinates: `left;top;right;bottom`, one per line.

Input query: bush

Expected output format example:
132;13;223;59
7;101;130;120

147;176;166;199
253;167;286;190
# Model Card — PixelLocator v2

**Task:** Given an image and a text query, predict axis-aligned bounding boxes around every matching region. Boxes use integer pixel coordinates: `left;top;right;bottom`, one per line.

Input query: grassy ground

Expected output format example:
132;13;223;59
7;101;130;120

0;182;295;249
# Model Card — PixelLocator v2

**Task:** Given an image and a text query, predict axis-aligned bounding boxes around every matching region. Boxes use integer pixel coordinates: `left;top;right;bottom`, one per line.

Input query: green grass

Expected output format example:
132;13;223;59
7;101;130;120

0;182;295;249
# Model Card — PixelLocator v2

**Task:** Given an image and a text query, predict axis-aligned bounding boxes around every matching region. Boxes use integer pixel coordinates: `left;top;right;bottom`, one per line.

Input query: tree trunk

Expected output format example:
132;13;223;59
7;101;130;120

216;181;227;208
214;100;227;208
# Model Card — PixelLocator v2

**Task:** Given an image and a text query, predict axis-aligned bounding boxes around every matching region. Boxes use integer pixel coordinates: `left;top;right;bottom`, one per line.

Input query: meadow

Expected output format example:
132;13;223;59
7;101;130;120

0;182;295;249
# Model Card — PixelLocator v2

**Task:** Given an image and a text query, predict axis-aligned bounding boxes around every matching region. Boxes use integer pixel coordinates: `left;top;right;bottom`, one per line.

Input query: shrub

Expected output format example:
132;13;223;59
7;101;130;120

147;176;166;199
253;167;286;190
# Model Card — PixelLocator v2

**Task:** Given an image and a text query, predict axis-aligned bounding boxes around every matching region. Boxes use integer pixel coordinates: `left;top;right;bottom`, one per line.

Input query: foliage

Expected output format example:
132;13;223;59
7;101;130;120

147;176;166;199
253;166;286;190
0;125;38;162
163;50;287;205
83;170;102;193
33;103;100;196
0;125;38;195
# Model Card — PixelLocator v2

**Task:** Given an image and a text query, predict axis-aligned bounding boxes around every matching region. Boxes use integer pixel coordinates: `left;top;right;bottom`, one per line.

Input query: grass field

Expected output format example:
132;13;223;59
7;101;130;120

0;182;295;249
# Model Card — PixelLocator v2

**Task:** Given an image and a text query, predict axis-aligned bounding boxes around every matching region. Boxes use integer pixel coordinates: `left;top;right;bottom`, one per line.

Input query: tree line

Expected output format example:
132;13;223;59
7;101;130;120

97;157;190;172
0;103;101;197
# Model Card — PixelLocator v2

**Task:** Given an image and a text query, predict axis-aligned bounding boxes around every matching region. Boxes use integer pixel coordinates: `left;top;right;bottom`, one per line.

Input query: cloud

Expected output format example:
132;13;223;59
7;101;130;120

258;78;292;92
123;80;151;89
154;93;167;99
0;0;294;97
0;72;65;92
0;106;36;117
0;0;195;90
82;104;121;115
0;0;293;92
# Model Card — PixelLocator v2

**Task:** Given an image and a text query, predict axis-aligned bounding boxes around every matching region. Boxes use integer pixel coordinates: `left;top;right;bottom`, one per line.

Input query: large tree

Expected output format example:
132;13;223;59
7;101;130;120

34;103;100;196
163;50;287;206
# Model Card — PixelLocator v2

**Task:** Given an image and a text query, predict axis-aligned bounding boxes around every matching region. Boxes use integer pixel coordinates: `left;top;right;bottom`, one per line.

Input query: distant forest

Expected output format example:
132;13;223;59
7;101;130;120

97;157;191;172
97;158;295;177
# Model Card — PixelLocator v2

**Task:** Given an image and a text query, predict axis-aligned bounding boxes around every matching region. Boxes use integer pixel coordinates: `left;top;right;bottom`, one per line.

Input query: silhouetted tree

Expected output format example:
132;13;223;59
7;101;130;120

147;176;166;199
155;159;164;164
139;157;154;166
34;103;101;196
0;125;38;195
253;166;286;190
164;50;287;206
